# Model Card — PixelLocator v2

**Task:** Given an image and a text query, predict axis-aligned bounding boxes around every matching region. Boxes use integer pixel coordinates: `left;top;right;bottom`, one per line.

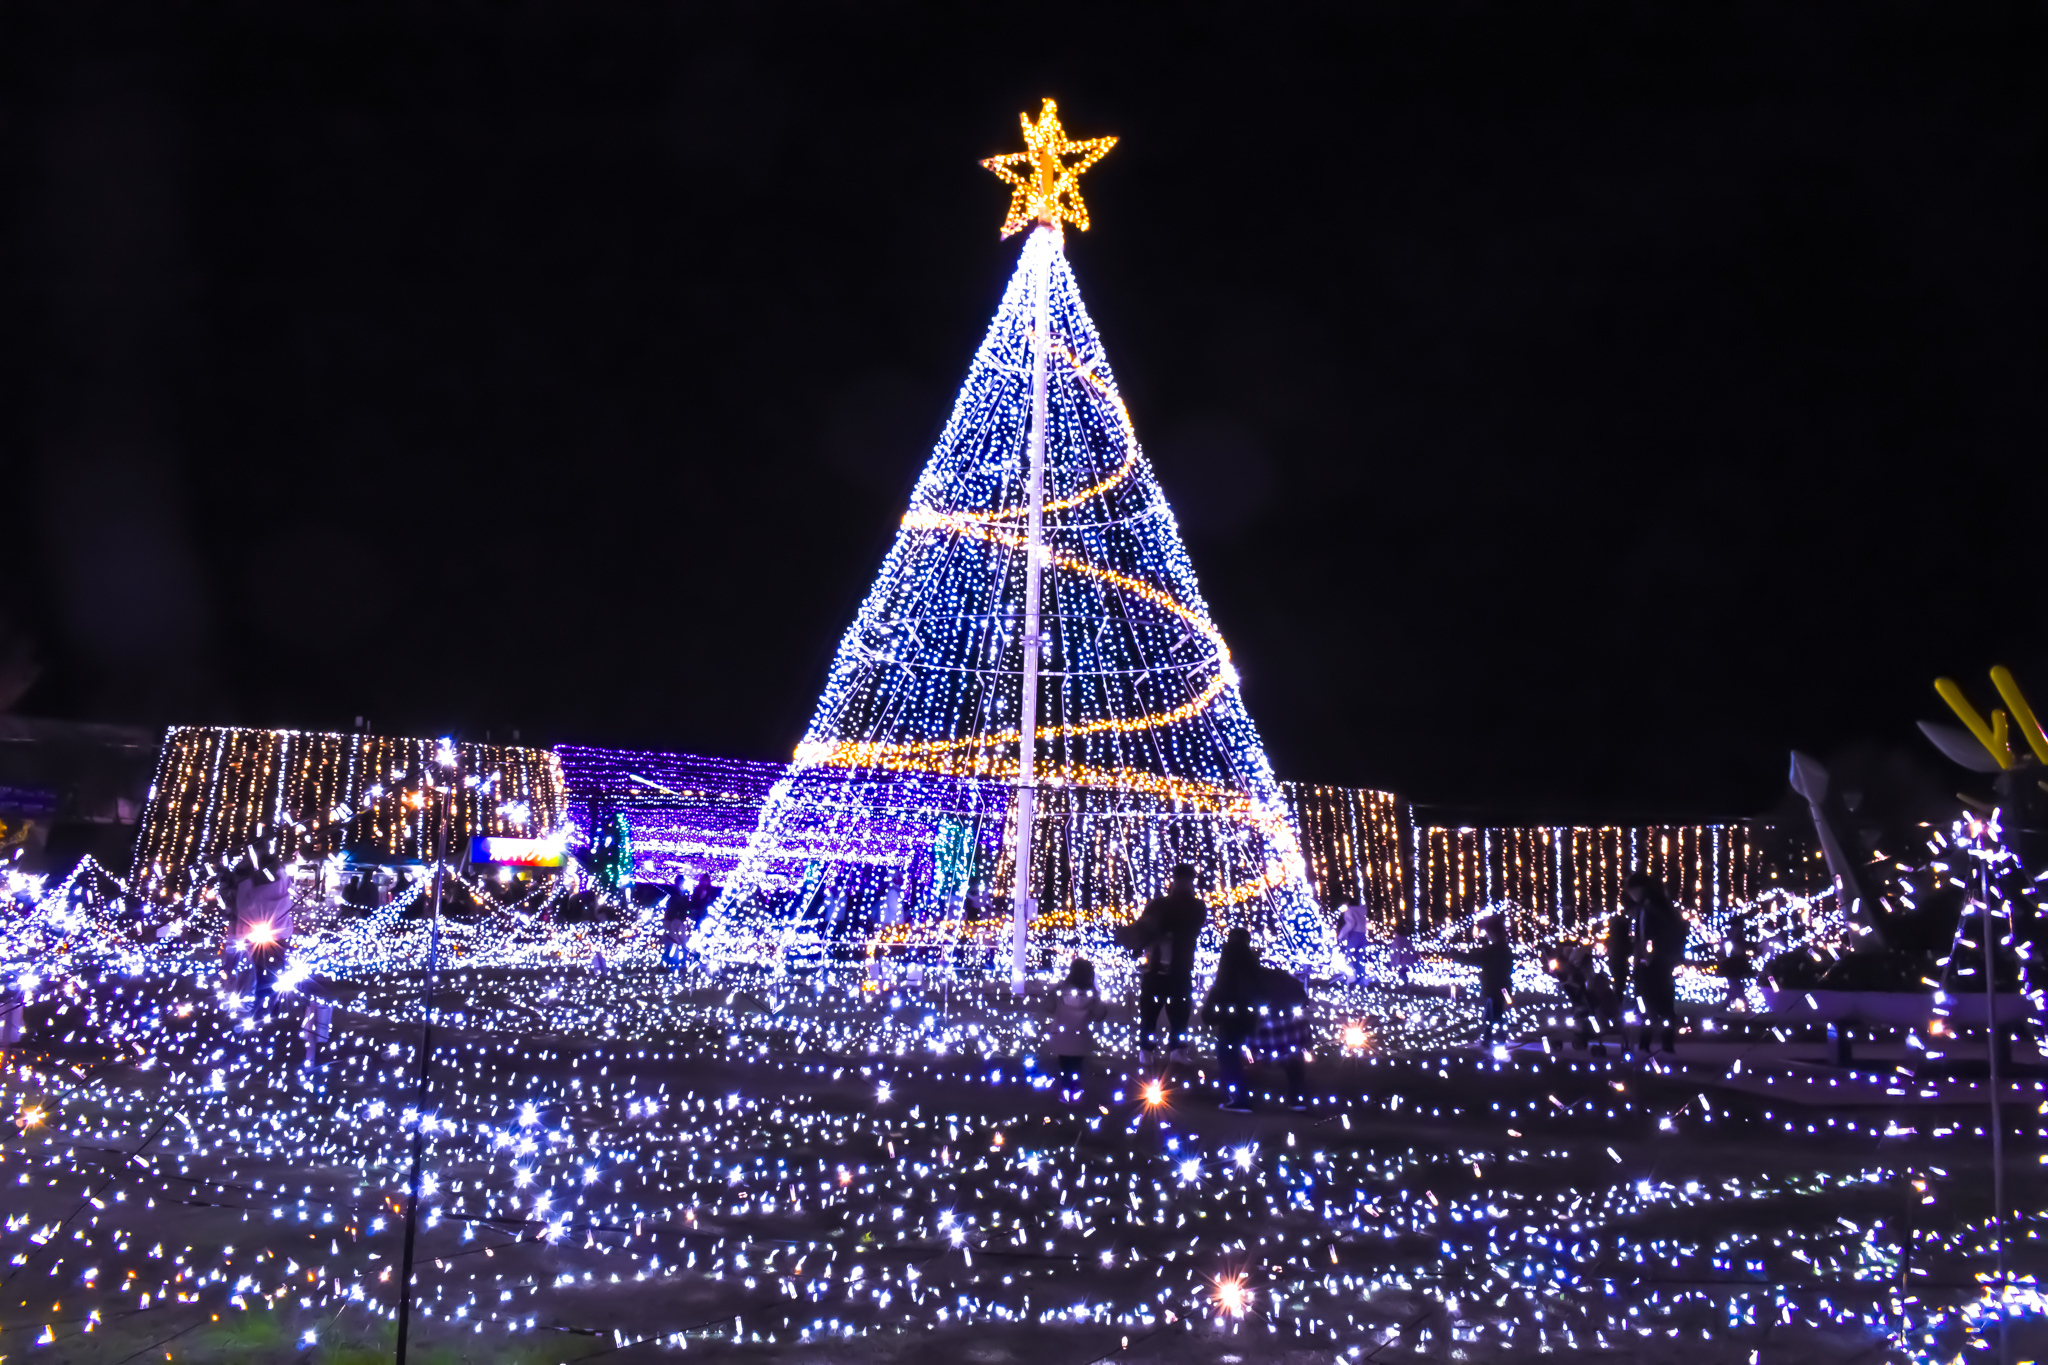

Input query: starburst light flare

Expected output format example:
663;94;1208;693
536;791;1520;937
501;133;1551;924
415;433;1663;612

698;188;1327;970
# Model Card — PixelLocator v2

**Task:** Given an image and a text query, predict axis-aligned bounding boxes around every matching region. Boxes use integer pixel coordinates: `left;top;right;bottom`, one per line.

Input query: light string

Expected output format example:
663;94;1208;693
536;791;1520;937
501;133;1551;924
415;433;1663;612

129;727;570;904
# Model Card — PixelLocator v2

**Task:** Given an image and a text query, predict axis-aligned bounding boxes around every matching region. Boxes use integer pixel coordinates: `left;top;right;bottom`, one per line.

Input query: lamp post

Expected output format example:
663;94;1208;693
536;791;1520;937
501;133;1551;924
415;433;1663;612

1982;855;2007;1365
394;739;461;1362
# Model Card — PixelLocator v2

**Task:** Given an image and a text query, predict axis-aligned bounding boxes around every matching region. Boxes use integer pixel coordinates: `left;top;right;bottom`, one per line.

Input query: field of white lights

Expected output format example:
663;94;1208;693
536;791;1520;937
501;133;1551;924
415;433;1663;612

0;859;2040;1365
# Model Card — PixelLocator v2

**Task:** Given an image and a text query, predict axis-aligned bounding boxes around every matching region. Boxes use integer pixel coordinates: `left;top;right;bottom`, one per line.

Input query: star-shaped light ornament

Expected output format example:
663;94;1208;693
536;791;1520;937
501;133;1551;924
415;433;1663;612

981;99;1116;239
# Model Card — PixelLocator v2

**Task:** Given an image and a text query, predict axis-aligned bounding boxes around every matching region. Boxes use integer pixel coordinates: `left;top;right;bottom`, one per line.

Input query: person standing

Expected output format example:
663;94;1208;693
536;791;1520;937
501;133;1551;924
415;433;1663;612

662;875;692;970
300;986;333;1069
1045;957;1108;1101
1473;914;1513;1048
1126;863;1207;1065
232;855;294;1010
1626;872;1687;1054
0;981;24;1045
1335;899;1373;978
1554;943;1617;1057
1604;906;1633;1006
1721;908;1753;1011
1203;927;1309;1112
1388;917;1418;986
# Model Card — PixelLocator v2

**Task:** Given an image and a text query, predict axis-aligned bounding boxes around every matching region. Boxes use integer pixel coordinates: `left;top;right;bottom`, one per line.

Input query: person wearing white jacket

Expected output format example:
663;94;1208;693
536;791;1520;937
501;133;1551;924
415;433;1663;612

1045;957;1109;1101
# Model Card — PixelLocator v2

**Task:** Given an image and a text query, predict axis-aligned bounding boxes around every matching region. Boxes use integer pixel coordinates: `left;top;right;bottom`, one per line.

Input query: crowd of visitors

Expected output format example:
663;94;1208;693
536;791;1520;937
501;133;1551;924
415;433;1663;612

664;872;716;969
1040;861;1724;1108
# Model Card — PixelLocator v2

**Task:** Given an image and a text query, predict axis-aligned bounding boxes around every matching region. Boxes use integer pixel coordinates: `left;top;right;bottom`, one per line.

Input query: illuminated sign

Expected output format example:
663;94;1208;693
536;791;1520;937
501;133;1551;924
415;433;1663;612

468;836;565;868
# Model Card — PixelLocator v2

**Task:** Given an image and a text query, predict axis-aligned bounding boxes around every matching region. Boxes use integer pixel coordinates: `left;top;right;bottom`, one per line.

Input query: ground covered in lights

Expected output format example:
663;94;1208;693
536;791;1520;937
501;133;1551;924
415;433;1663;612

0;965;2041;1363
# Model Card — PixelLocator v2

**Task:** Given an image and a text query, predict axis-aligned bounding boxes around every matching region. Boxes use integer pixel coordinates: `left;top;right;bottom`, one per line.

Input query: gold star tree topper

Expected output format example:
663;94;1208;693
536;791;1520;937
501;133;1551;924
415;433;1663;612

981;99;1116;239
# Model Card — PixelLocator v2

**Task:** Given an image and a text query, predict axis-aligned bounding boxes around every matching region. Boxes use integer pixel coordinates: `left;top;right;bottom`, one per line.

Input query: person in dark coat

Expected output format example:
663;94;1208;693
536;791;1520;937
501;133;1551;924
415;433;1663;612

1126;863;1207;1064
1471;914;1513;1047
1626;871;1687;1054
1721;909;1753;1010
1604;908;1633;1004
231;854;294;1011
663;875;693;970
1202;927;1308;1112
1551;942;1620;1056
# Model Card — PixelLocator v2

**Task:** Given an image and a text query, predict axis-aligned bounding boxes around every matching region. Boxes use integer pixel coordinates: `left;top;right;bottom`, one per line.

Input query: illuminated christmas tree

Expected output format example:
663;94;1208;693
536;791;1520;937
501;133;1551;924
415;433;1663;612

587;811;633;896
700;101;1326;974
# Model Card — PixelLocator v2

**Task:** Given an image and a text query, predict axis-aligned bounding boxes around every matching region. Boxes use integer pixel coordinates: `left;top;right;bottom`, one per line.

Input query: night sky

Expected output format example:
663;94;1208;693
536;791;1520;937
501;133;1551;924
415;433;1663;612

6;2;2044;820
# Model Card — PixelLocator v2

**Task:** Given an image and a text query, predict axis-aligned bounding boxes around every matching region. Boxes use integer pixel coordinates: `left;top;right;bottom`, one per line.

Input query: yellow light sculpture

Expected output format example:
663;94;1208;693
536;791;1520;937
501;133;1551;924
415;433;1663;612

981;99;1116;239
1991;666;2048;766
1936;666;2048;772
1937;676;2016;769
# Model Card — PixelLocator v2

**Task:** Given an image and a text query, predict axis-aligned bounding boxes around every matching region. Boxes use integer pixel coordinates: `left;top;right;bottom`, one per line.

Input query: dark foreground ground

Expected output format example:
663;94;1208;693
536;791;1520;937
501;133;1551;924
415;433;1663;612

0;964;2038;1363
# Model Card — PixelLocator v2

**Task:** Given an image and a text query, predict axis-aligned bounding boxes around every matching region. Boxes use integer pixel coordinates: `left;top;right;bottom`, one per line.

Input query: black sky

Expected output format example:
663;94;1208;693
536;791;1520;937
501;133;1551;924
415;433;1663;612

5;1;2044;819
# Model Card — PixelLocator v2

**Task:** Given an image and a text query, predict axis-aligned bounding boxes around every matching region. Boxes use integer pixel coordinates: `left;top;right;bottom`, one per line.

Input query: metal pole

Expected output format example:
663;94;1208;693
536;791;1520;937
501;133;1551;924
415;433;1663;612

395;741;460;1362
1984;866;2007;1365
1008;222;1052;988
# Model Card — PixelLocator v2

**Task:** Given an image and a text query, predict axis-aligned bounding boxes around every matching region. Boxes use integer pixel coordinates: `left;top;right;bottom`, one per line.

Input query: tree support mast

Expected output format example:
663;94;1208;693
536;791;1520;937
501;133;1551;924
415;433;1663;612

1009;223;1053;987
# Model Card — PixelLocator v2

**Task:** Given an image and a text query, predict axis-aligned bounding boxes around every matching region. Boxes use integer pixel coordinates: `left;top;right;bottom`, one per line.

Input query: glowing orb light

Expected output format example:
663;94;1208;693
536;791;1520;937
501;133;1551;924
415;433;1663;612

1212;1273;1253;1317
